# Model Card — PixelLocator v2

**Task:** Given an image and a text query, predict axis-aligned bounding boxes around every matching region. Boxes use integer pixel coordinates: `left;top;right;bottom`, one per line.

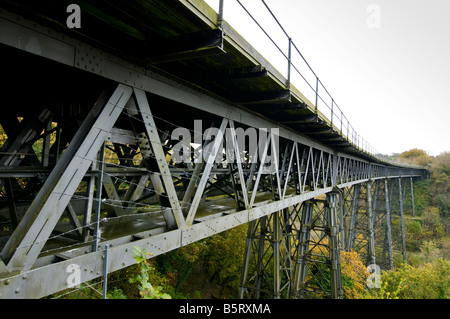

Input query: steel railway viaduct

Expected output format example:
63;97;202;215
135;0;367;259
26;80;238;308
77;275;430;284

0;0;427;299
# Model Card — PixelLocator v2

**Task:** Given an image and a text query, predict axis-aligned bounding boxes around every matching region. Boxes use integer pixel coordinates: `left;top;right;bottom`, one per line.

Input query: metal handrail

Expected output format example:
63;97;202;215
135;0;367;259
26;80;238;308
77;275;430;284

216;0;379;157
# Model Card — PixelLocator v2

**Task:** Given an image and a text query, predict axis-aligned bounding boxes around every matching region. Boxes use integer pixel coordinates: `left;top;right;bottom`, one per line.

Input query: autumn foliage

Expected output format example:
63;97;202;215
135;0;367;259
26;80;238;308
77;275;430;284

340;250;370;299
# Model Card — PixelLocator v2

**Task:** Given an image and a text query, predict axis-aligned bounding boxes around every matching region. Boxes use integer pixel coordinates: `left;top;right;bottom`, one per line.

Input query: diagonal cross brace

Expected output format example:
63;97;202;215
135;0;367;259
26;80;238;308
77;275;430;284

0;84;133;273
133;88;186;229
186;118;228;226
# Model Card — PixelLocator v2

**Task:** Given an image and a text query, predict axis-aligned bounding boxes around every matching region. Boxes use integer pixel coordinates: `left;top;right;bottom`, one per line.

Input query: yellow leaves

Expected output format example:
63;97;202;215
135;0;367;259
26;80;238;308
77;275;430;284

340;250;370;299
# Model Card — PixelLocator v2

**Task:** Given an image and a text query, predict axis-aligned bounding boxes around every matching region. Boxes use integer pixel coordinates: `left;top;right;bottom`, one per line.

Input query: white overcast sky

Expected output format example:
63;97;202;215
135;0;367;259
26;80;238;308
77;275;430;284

205;0;449;156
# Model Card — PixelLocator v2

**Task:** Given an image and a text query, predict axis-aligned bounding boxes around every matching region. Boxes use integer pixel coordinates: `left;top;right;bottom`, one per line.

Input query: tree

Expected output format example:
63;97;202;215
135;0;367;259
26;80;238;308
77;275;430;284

340;250;370;299
423;207;445;238
430;152;450;219
397;148;432;166
204;224;247;292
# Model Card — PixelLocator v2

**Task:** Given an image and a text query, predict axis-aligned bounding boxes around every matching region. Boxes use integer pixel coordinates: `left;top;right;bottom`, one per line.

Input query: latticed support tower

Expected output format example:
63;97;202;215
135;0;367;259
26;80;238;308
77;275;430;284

371;179;394;270
238;208;296;299
291;194;342;299
239;191;343;299
345;181;376;266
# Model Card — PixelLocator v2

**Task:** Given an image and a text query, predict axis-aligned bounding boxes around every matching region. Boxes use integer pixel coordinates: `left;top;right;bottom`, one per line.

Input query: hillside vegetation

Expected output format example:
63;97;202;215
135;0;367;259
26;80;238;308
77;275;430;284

369;149;450;299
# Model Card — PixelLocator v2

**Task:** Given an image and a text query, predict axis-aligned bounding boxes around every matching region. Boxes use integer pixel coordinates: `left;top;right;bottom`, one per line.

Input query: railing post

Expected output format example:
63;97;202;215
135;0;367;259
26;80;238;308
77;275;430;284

315;77;319;113
330;99;334;126
287;37;292;88
102;244;109;299
218;0;224;29
346;120;349;140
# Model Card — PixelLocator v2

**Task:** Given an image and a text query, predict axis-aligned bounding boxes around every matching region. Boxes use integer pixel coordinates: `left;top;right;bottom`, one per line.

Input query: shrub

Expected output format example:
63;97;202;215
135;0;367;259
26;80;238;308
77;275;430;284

340;250;369;299
367;259;450;299
424;207;445;238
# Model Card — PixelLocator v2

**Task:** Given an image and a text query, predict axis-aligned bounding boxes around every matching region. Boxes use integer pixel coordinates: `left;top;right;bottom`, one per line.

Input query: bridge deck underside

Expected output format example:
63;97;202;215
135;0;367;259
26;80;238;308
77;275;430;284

2;0;380;158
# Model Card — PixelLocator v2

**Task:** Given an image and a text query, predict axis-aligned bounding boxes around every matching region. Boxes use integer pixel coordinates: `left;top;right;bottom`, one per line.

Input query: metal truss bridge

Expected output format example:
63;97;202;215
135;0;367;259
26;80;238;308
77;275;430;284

0;1;427;298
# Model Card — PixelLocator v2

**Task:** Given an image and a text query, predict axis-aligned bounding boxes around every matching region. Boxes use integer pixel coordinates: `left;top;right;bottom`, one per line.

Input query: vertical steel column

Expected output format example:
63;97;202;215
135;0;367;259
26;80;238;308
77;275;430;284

283;208;294;298
42;120;52;167
254;216;267;299
4;178;18;230
273;212;281;299
399;178;407;263
292;201;313;298
410;176;415;217
341;187;353;251
92;142;105;252
238;219;255;299
366;181;376;266
239;215;270;299
347;184;361;251
384;179;394;270
338;191;346;251
372;180;380;227
326;192;343;299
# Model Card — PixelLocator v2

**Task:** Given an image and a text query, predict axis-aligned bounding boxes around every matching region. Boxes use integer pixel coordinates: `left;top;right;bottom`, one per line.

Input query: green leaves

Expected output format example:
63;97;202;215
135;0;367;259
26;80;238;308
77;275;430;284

131;246;171;299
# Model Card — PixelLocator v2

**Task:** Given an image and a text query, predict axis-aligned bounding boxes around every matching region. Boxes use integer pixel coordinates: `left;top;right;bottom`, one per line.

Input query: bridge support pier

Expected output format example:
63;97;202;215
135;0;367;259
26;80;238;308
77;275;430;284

383;179;394;270
239;192;343;299
398;178;407;263
345;177;410;271
325;191;343;299
239;174;418;299
238;208;295;299
345;181;376;266
292;194;342;299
